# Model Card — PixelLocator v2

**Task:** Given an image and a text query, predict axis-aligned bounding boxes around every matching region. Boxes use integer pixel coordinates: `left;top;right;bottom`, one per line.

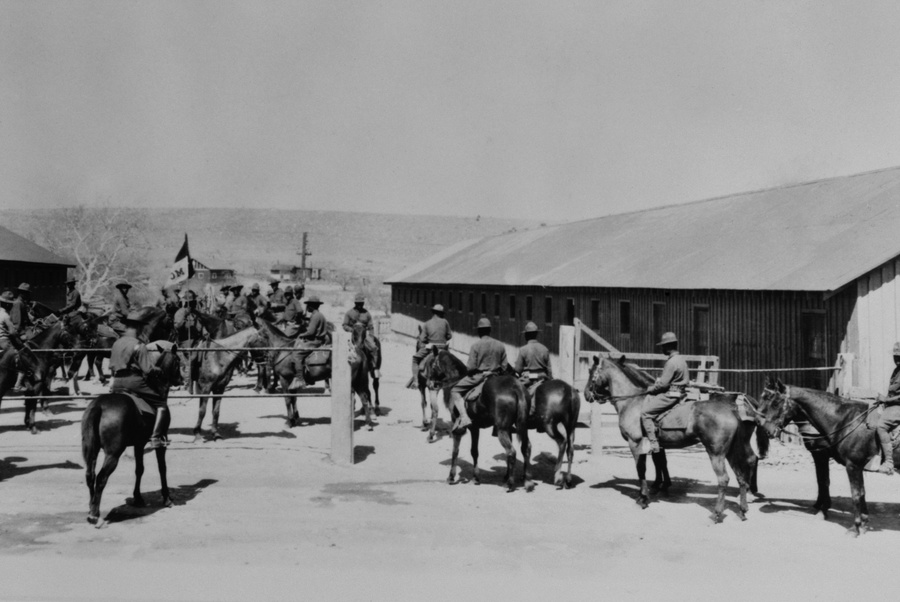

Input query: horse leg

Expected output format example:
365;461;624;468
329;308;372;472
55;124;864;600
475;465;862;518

447;430;464;484
725;444;752;522
545;421;566;488
520;427;534;492
630;443;650;508
131;444;146;507
156;448;173;508
194;396;209;443
89;451;121;525
812;450;832;519
95;357;108;385
470;426;480;485
419;385;429;430
565;423;576;488
211;396;223;440
427;389;441;443
707;452;730;524
497;428;516;491
281;376;295;427
845;464;869;536
24;398;38;434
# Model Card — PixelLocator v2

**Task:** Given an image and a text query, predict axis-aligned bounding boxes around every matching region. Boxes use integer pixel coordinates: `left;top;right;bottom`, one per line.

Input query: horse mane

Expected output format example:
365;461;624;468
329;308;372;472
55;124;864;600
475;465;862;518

439;349;467;374
258;319;292;345
614;356;655;387
27;321;64;348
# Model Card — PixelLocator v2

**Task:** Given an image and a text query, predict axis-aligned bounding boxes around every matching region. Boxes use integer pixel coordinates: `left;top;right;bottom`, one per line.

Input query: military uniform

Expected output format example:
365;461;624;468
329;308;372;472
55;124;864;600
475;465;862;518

291;302;328;387
0;303;17;352
640;339;689;452
875;346;900;473
343;304;381;376
10;296;32;332
280;296;305;337
109;334;165;406
109;289;132;334
60;287;83;316
174;306;203;343
268;286;287;321
515;339;553;379
450;335;509;404
410;310;452;382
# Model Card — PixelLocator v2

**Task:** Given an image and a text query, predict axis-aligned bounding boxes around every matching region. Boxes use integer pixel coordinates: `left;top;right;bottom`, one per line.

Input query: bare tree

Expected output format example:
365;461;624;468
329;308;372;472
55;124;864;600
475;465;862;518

30;206;150;306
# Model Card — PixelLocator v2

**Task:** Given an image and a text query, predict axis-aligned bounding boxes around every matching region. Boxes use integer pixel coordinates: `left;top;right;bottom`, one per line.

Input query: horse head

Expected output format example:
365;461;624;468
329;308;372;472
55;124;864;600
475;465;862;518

758;376;792;438
584;355;609;404
146;341;184;391
429;349;466;388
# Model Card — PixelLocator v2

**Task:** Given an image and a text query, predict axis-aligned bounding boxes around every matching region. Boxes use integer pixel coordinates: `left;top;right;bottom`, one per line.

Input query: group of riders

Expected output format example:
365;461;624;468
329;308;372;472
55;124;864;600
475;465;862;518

0;276;385;450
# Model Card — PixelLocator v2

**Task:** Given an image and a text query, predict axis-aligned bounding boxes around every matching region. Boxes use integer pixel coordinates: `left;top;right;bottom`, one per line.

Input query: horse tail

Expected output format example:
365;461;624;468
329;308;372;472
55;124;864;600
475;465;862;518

81;399;103;486
755;419;770;460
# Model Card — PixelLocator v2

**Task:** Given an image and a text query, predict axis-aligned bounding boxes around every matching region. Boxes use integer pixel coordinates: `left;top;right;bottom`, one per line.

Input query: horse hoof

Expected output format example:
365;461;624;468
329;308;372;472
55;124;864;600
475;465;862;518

709;512;723;524
845;527;860;538
30;426;38;435
163;499;174;509
192;436;203;444
130;497;146;508
284;420;292;428
212;433;223;441
525;481;536;493
87;515;98;525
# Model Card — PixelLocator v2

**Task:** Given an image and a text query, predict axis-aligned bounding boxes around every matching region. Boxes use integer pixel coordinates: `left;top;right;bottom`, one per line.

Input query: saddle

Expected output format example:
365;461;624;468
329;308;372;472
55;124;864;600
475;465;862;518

464;381;485;403
96;323;119;339
306;349;331;367
122;393;156;418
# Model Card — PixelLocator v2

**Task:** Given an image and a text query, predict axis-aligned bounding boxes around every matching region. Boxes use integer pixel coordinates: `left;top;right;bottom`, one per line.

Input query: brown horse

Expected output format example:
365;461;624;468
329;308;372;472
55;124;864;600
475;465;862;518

348;323;376;430
191;327;260;442
17;321;73;433
585;356;758;523
529;379;581;489
757;378;885;536
413;347;448;443
0;344;43;433
80;342;182;525
429;349;534;492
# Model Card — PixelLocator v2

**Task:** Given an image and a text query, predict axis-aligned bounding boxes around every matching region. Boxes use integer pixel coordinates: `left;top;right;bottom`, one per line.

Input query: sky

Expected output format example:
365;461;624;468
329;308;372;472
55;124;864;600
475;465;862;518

2;1;900;222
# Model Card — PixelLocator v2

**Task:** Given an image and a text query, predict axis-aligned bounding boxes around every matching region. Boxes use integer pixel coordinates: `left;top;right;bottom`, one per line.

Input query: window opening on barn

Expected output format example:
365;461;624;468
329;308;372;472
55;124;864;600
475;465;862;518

458;292;463;313
481;293;487;315
801;310;827;389
430;290;435;307
566;298;575;326
447;291;453;311
545;297;553;324
416;289;420;305
526;296;533;321
509;295;516;320
692;305;709;355
619;300;631;335
468;292;474;314
590;299;600;330
494;294;500;318
653;303;666;345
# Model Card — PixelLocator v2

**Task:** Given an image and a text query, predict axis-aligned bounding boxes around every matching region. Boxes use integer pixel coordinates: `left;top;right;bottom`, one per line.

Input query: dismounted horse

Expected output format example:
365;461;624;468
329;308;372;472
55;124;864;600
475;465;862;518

415;349;446;443
585;356;758;523
529;379;580;489
192;327;260;442
348;323;376;430
18;321;73;433
80;342;183;525
758;378;885;536
430;349;534;492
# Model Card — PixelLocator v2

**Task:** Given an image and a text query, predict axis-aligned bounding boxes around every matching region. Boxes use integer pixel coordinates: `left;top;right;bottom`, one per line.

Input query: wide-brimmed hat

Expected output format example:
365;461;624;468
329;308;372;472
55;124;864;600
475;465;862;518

251;283;260;291
305;295;322;305
65;277;77;285
230;284;243;291
17;283;31;293
522;321;540;334
893;342;900;356
124;310;147;324
431;304;444;313
115;282;132;291
354;294;365;303
269;279;279;286
283;285;294;294
0;291;14;304
477;317;491;329
656;332;678;346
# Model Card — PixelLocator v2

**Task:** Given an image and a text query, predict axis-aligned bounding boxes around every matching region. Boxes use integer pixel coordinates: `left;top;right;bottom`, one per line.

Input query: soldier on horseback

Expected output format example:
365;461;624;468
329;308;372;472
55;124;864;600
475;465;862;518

267;280;286;322
247;283;264;322
60;278;83;316
874;342;900;474
108;311;170;449
407;304;452;389
515;321;552;417
279;286;305;336
109;282;133;335
448;317;509;433
342;294;381;379
0;291;20;361
10;283;34;333
173;290;204;344
640;331;689;453
290;295;328;389
229;285;254;330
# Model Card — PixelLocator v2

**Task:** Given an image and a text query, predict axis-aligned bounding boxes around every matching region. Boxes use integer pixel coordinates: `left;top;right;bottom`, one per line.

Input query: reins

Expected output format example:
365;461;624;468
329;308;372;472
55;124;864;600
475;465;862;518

764;386;877;450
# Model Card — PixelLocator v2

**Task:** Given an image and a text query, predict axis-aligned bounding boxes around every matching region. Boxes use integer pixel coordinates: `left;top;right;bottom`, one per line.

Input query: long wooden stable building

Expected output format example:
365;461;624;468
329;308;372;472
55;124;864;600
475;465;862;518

0;225;73;309
387;166;900;396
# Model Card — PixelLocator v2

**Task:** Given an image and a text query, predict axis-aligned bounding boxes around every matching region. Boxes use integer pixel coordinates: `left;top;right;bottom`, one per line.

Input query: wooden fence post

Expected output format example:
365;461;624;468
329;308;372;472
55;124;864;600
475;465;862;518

558;325;575;386
330;329;353;465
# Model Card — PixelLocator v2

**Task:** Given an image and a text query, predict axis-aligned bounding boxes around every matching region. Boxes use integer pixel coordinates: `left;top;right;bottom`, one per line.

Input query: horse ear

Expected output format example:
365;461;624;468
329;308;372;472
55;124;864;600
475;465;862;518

776;378;785;393
592;355;599;366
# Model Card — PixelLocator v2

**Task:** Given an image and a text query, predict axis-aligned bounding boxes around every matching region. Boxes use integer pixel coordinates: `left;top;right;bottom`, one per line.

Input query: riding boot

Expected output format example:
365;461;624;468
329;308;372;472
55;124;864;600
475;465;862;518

452;393;472;433
642;416;661;454
14;371;27;393
149;407;170;449
877;427;895;474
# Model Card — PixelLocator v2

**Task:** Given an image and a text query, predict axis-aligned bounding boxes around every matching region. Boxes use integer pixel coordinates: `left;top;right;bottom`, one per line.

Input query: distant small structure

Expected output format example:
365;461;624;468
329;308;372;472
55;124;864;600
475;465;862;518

0;225;74;308
270;263;321;282
188;258;235;287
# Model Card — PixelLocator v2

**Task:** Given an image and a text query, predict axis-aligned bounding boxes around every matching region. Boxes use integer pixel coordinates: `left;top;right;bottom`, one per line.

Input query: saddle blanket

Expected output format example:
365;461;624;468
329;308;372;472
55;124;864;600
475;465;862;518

657;401;693;430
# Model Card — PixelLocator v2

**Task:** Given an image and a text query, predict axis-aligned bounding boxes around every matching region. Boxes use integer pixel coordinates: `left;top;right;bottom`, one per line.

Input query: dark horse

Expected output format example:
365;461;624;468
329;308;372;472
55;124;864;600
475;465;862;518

429;349;534;492
585;356;758;523
529;379;581;489
80;341;183;524
348;323;376;430
758;378;886;536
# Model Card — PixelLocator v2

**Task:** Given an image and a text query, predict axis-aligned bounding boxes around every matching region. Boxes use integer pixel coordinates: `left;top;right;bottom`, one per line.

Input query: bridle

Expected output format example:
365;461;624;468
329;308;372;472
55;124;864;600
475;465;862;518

760;385;875;449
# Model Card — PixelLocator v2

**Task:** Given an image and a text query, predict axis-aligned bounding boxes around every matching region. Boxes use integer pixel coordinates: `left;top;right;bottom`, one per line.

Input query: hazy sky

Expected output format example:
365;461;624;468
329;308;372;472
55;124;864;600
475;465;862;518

2;1;900;221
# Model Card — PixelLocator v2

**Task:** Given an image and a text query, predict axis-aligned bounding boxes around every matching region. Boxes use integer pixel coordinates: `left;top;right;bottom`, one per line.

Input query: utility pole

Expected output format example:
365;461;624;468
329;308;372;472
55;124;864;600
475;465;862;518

297;232;312;280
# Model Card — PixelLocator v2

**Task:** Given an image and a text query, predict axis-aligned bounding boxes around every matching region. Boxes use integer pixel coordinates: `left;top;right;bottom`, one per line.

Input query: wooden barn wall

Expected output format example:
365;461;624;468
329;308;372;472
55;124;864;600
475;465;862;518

851;257;900;393
392;283;857;396
0;261;68;309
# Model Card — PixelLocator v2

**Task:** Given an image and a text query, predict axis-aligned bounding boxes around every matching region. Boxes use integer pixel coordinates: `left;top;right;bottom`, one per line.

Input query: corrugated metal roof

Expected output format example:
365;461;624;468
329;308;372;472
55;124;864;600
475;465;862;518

387;166;900;291
0;226;74;267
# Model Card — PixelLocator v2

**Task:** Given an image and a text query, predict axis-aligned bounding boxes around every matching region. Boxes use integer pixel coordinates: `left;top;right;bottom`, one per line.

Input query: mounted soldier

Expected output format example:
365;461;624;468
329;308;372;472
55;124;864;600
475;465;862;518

108;311;170;449
640;331;690;453
290;295;328;389
873;342;900;474
407;304;452;389
229;284;254;330
246;283;264;323
267;280;287;322
448;317;510;433
342;294;381;379
109;281;133;335
10;282;34;334
279;286;305;337
515;321;552;414
0;291;20;366
59;278;83;316
173;290;205;345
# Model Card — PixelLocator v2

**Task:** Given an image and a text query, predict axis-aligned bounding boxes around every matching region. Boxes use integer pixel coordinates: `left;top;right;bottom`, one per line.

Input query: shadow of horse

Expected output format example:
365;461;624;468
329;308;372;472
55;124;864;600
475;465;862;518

757;495;900;533
0;418;77;436
257;414;331;428
354;445;375;463
0;456;82;481
168;423;297;441
591;476;750;519
105;478;218;524
530;451;586;488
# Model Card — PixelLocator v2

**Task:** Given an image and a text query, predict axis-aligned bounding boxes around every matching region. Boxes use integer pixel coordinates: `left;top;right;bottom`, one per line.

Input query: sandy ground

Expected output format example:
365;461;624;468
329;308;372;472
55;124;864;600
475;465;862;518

1;335;899;601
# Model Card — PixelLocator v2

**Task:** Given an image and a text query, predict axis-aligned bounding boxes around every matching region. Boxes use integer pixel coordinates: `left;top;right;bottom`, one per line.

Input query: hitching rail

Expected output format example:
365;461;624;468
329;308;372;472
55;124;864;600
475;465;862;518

25;347;332;353
0;392;330;401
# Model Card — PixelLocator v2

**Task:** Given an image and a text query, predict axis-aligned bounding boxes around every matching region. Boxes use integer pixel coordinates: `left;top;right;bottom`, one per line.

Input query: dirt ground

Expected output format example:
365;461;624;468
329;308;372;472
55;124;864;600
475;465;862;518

1;335;899;601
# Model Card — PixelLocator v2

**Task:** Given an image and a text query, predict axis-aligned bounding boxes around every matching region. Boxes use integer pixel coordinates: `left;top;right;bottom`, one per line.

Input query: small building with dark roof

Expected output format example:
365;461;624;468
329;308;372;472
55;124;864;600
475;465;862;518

0;225;74;308
387;166;900;396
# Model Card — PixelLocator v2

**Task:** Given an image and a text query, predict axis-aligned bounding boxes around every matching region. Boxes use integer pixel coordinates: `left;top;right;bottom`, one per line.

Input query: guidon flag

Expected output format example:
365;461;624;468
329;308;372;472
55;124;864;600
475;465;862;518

165;234;194;288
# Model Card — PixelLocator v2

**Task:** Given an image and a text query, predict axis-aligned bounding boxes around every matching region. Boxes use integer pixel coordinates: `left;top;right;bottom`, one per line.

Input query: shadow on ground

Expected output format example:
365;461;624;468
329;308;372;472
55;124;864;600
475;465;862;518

0;456;82;481
104;478;218;524
591;475;752;519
